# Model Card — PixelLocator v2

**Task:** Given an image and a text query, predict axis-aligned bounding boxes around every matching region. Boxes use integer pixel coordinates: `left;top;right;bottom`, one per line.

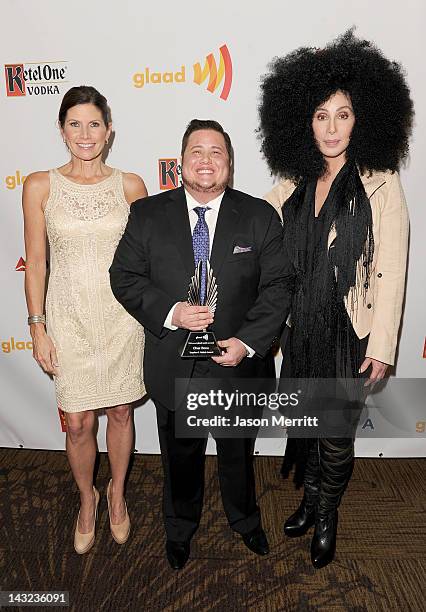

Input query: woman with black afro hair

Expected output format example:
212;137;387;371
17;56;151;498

259;30;413;568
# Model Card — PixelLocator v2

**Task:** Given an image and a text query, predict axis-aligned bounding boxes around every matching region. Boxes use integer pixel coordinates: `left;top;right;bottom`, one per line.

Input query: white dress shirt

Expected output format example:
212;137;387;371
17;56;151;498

163;189;254;357
185;189;224;242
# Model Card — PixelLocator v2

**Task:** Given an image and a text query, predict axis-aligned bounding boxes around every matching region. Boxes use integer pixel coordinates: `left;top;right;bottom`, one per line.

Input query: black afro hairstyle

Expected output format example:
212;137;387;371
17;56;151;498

258;29;414;181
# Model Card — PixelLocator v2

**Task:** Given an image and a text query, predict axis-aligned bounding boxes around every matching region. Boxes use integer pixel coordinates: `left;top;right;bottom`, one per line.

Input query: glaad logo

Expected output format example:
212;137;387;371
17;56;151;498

416;421;426;433
133;67;185;88
158;158;182;190
1;337;33;353
16;257;26;271
133;45;232;101
5;170;26;189
4;62;68;97
196;334;209;341
193;44;232;101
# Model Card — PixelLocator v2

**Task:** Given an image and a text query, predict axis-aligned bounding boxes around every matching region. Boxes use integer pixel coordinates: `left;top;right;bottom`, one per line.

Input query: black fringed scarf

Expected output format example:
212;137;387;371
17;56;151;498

283;160;374;379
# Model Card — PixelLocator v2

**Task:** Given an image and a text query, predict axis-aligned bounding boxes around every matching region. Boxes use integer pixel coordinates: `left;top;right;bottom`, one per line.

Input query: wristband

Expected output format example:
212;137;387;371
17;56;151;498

28;314;46;325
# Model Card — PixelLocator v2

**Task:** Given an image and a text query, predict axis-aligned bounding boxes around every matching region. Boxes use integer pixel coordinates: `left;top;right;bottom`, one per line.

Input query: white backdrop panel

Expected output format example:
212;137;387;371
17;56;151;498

1;0;425;456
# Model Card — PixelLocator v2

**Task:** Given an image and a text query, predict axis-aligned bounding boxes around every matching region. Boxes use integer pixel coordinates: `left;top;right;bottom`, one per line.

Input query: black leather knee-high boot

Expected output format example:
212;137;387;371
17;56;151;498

311;437;354;568
284;438;320;537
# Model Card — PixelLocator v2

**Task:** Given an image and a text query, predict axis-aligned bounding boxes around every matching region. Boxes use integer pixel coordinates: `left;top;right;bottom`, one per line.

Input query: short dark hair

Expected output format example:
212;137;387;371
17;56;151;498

181;119;232;159
58;85;111;128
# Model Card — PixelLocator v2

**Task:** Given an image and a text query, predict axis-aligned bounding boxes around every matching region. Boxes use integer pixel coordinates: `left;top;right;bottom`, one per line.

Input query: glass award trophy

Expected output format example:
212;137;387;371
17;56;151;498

181;261;221;358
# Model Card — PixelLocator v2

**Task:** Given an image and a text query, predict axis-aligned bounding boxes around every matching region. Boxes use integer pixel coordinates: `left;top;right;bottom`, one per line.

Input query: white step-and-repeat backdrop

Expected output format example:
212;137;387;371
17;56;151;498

1;0;425;456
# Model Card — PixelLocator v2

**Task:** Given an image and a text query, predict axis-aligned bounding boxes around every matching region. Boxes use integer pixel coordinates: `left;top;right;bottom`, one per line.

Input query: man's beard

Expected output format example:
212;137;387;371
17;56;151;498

182;172;229;194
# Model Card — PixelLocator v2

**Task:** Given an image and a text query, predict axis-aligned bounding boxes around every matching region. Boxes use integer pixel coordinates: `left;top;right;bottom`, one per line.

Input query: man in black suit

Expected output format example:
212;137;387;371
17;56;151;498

110;119;293;569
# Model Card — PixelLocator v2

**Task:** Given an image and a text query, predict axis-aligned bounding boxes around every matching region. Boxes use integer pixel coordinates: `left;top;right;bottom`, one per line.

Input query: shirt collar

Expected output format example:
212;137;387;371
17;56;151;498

184;188;225;213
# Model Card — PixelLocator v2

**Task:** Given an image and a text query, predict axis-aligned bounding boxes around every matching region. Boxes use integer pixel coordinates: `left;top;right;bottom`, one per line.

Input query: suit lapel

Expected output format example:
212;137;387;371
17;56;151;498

165;187;194;275
165;186;242;277
210;188;241;277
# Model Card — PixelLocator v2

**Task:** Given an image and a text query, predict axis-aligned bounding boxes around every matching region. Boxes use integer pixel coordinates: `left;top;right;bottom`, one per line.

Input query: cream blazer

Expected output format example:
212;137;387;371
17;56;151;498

265;170;409;365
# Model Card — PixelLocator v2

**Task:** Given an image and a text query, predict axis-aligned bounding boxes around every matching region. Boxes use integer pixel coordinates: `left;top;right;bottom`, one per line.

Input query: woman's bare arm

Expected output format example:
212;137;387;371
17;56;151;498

122;172;148;204
23;172;58;374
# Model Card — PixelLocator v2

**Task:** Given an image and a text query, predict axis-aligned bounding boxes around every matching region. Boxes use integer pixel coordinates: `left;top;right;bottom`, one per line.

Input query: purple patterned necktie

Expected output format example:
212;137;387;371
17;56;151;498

192;206;210;305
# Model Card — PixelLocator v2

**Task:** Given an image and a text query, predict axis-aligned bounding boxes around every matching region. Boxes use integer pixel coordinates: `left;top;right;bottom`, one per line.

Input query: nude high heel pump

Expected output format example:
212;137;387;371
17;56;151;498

107;479;130;544
74;487;100;555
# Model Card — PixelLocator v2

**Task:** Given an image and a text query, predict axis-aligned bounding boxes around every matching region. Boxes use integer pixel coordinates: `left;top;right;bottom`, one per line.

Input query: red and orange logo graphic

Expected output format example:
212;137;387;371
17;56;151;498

158;158;181;190
193;44;232;101
4;64;26;96
58;406;67;432
15;257;26;271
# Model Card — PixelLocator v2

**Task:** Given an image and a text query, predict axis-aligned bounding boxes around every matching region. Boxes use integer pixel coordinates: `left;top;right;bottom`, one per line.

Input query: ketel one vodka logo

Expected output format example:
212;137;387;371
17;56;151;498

158;158;182;190
4;61;68;97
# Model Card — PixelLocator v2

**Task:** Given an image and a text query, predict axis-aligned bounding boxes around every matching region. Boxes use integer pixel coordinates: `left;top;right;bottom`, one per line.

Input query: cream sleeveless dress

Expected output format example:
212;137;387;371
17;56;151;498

44;168;145;413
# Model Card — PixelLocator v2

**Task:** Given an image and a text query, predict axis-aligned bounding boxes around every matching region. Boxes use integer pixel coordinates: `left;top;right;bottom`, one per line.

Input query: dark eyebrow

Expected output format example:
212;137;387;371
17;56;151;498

190;144;224;150
67;117;102;122
315;105;353;112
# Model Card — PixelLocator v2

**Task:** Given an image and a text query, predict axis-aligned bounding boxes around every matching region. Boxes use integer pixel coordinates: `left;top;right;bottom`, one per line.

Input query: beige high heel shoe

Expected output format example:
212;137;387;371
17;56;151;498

107;479;130;544
74;487;100;555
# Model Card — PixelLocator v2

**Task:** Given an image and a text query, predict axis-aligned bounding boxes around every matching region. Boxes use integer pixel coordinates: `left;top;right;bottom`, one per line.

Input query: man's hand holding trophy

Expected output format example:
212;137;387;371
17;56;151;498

180;261;221;358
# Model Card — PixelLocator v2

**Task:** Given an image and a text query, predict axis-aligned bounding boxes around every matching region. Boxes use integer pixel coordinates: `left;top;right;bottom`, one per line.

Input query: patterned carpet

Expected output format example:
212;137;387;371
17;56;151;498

0;448;425;612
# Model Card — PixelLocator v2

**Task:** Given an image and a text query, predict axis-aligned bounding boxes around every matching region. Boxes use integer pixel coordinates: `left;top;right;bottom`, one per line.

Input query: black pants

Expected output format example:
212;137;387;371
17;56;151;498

154;363;261;542
280;315;368;510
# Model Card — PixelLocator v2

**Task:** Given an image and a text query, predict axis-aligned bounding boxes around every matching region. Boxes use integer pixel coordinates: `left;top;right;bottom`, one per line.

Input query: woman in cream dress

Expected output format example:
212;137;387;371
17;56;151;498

23;86;146;554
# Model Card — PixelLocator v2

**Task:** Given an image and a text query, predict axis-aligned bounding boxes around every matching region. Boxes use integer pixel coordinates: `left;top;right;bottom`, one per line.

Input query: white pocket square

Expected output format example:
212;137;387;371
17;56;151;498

233;245;253;254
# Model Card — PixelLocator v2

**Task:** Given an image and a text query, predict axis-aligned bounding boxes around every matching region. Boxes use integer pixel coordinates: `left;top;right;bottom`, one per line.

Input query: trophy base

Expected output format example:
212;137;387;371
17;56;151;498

181;330;221;359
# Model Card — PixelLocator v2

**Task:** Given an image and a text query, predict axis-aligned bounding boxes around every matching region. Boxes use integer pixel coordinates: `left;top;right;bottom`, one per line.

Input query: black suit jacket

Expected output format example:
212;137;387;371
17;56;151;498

110;186;294;409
